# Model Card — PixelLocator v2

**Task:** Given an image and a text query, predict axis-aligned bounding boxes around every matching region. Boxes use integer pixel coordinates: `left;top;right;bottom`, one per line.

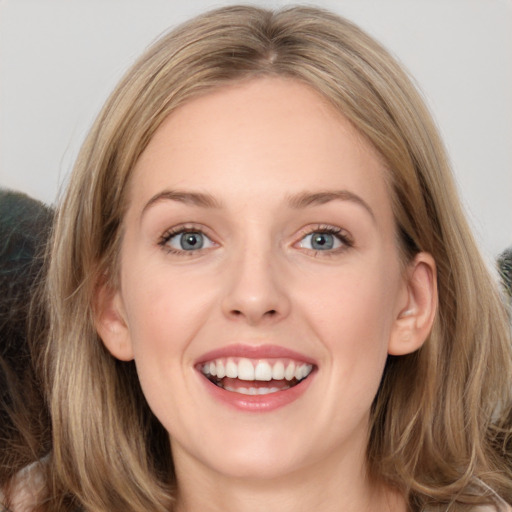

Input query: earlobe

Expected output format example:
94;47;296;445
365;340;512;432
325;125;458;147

388;252;437;356
94;278;134;361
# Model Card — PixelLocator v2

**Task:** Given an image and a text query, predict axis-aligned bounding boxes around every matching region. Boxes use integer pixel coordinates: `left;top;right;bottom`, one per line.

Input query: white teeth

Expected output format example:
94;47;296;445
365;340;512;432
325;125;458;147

259;387;279;394
226;359;237;378
216;360;225;378
201;358;314;383
254;361;272;381
285;362;295;381
238;358;255;381
224;386;285;395
272;361;285;380
294;364;312;380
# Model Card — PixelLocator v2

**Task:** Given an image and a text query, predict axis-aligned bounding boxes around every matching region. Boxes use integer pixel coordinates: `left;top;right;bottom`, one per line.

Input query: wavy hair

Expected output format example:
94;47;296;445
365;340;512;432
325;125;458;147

34;5;512;511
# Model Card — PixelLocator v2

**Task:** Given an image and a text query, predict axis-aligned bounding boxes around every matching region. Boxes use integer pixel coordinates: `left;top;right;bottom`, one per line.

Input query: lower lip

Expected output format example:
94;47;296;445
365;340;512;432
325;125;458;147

198;371;316;412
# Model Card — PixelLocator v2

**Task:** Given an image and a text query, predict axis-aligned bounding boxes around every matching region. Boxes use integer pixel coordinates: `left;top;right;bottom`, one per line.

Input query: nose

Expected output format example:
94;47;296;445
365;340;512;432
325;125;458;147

221;243;291;326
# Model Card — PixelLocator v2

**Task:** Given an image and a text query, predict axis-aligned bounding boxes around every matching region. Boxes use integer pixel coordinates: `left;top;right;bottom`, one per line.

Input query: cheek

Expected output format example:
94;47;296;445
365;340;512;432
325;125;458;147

122;257;216;347
120;261;217;392
119;265;220;434
303;262;397;340
297;260;400;396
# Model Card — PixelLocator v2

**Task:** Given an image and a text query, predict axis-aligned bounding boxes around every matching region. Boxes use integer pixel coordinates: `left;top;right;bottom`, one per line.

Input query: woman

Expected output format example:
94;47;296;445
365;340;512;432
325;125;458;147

3;5;511;511
0;190;52;499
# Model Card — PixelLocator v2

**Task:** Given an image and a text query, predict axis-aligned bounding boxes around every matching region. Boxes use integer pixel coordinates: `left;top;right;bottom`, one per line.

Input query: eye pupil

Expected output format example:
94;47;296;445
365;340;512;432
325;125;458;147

312;233;334;250
181;232;203;250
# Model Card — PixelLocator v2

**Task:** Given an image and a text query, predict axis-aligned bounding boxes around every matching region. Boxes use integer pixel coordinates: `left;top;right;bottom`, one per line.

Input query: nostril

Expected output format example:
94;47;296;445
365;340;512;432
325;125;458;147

229;309;277;319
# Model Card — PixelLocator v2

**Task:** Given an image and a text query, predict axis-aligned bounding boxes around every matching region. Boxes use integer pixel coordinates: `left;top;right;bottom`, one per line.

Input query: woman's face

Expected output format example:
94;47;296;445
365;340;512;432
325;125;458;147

100;77;424;483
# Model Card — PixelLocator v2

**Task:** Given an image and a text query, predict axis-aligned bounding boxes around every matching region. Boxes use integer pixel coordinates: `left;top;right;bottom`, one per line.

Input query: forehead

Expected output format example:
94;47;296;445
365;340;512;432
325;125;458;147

129;77;392;221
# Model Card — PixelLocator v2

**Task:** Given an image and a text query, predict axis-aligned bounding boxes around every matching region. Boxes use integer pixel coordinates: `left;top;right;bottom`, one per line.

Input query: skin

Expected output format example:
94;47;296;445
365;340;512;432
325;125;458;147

96;77;436;512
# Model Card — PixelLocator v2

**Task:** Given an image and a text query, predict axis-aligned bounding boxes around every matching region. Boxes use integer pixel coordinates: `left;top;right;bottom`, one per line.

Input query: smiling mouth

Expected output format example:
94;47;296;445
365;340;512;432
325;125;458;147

198;357;314;395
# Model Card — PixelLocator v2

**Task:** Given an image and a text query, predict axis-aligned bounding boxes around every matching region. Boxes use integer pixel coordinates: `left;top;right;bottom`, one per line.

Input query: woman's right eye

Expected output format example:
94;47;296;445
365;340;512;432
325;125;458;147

160;229;216;253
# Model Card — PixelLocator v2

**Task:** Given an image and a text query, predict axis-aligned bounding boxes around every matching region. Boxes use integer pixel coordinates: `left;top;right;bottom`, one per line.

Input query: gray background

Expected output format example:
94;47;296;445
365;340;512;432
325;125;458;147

1;0;511;262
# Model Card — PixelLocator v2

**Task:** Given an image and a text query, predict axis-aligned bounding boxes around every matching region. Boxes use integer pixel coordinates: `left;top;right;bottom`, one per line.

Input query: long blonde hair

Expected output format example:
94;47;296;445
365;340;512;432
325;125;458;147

39;5;512;511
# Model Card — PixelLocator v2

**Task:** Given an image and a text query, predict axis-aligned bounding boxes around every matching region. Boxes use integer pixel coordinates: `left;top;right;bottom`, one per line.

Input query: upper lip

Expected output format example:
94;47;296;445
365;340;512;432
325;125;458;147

195;343;317;366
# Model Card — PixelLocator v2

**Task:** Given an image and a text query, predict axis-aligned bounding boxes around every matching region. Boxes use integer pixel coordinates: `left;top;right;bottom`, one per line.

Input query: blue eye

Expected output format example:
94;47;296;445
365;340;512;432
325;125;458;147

298;230;348;251
163;230;215;252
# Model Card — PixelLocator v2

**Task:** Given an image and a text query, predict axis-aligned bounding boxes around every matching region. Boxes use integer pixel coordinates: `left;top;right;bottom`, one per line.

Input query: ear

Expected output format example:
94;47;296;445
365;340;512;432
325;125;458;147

94;277;134;361
388;252;437;356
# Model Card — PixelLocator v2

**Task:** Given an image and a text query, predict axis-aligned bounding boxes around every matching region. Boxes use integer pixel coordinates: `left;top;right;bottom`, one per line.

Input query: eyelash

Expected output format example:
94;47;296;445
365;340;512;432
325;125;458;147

296;224;354;258
158;224;354;257
158;225;216;256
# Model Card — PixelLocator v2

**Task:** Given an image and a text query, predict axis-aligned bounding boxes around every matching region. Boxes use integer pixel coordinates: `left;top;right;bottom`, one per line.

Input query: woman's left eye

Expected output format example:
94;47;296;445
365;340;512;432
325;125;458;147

297;229;351;252
160;230;216;253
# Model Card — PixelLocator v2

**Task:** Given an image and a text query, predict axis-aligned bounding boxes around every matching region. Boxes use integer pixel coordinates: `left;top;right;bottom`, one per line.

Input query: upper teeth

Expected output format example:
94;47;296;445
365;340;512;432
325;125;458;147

200;358;313;382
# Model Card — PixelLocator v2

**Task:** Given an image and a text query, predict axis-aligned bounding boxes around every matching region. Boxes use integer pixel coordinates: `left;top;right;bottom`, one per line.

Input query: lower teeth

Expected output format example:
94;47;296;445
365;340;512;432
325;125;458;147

223;385;289;395
210;376;303;395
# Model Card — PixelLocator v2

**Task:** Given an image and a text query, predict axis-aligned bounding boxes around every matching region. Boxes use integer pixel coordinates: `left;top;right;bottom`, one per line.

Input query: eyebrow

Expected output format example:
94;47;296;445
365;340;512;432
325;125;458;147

142;190;222;216
141;188;374;220
287;190;375;220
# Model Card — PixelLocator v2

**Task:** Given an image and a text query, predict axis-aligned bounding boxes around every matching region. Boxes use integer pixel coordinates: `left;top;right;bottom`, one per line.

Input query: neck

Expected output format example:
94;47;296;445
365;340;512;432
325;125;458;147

172;441;407;512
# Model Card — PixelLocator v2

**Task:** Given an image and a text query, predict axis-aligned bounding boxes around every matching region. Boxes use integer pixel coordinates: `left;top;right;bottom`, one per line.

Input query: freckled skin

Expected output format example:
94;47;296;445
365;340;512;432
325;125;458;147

102;78;416;511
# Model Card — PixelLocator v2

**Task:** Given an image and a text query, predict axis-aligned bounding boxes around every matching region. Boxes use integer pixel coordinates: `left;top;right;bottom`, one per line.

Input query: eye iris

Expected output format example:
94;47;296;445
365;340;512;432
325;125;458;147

180;232;203;250
311;233;334;250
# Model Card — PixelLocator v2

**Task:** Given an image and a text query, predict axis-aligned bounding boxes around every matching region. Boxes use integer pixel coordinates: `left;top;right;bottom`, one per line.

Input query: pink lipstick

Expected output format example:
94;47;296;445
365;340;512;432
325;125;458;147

195;344;317;412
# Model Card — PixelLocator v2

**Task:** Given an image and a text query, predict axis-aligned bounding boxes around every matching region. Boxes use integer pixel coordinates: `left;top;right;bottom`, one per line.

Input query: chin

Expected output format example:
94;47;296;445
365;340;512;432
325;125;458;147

177;427;314;482
207;451;307;481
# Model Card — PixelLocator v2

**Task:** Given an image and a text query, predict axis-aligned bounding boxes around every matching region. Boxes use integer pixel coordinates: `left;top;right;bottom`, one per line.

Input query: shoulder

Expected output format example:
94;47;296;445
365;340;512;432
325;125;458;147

474;479;512;512
474;505;512;512
459;497;512;512
423;503;512;512
442;478;511;512
0;461;45;512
